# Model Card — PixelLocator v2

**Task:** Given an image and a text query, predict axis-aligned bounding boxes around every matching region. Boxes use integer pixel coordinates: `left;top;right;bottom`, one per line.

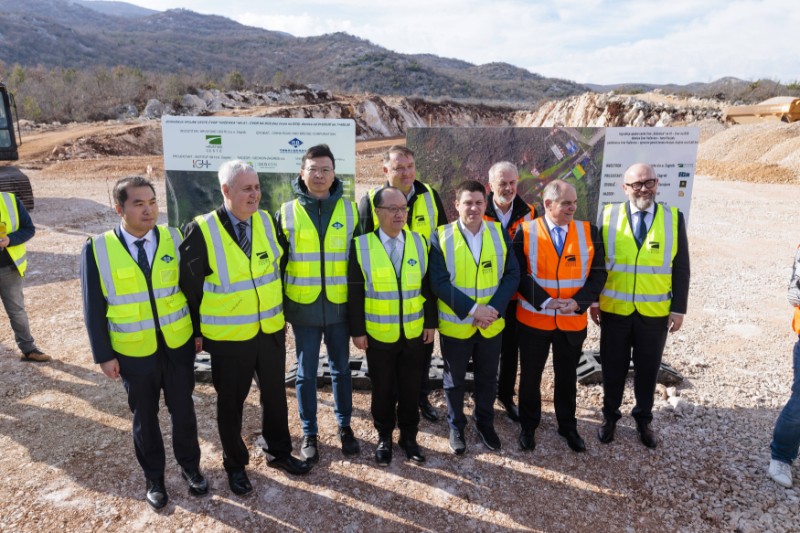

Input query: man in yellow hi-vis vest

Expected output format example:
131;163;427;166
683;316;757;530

348;186;437;466
180;161;311;497
81;176;205;510
429;180;520;455
358;144;448;423
275;144;360;464
590;163;690;449
0;190;48;361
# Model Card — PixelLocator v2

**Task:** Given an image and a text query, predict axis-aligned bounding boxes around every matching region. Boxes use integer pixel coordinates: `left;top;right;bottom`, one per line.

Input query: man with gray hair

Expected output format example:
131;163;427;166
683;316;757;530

180;160;311;497
513;179;605;452
483;161;537;422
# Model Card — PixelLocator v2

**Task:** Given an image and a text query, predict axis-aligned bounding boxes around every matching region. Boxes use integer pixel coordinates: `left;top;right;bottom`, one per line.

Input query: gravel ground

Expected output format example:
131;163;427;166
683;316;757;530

0;146;799;531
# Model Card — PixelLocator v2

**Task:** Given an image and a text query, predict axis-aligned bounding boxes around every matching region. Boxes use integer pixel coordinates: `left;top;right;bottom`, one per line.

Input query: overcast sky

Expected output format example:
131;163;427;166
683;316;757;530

122;0;799;85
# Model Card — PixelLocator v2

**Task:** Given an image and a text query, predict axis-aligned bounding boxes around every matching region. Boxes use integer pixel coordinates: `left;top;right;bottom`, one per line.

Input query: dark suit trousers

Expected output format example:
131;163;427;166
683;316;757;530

518;324;585;432
497;301;521;401
206;330;292;472
441;332;502;433
367;341;424;439
600;311;669;424
419;341;434;400
119;339;201;481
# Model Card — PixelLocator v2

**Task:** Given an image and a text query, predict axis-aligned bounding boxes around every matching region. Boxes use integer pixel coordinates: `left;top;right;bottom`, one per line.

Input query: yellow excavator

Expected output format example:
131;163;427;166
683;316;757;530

0;82;34;211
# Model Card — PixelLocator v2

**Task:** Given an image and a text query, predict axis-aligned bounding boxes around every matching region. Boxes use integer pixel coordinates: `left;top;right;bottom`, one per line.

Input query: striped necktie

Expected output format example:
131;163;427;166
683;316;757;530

237;221;251;257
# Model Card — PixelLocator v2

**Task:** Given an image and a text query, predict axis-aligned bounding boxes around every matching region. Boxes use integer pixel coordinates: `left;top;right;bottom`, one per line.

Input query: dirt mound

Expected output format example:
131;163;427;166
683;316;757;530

697;121;800;182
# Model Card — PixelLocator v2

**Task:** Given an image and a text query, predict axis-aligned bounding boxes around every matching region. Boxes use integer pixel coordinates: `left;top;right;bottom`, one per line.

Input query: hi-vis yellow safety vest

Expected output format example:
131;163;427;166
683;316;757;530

599;203;678;317
0;192;27;276
196;210;284;341
368;182;439;239
517;218;594;331
437;221;507;339
92;226;192;357
354;231;427;343
280;198;356;304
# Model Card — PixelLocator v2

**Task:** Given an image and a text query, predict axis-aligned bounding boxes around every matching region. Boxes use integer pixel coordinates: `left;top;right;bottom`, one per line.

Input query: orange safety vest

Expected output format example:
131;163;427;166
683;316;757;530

483;202;536;240
793;307;800;334
516;217;594;331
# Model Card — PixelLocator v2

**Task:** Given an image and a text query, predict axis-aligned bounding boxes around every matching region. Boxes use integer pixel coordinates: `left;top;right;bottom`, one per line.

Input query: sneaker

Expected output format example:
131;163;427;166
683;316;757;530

301;435;319;464
449;428;466;455
768;459;793;488
339;426;360;456
475;424;501;451
21;349;51;363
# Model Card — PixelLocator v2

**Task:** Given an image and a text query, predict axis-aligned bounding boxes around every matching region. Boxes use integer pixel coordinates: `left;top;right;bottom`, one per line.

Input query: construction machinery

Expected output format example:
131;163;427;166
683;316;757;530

0;83;34;210
724;96;800;125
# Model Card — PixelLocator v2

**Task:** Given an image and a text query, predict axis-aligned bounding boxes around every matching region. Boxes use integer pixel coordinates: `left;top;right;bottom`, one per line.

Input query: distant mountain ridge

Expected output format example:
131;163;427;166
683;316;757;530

0;0;586;104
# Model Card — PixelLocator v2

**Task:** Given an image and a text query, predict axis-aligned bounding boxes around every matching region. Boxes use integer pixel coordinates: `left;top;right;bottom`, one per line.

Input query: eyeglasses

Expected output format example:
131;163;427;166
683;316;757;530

305;167;334;176
376;206;409;214
624;179;657;191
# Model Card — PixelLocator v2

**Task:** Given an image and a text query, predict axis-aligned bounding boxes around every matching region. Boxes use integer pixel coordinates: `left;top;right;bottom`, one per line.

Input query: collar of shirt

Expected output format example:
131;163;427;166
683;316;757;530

543;215;569;234
224;206;249;227
492;198;513;228
378;228;405;246
119;226;156;262
629;203;655;217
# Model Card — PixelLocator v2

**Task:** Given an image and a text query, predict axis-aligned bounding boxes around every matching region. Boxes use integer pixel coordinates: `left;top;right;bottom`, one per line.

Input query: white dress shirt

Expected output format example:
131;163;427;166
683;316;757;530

120;226;156;266
492;198;513;229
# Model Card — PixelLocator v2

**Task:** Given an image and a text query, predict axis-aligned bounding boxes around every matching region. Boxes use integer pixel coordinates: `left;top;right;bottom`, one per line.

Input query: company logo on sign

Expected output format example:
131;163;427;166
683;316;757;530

678;171;690;177
289;138;303;148
206;135;222;146
192;160;211;169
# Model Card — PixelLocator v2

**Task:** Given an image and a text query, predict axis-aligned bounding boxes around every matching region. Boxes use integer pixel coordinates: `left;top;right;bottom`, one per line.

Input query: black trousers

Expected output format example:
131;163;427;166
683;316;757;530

419;341;434;400
441;332;502;433
119;338;201;481
599;311;669;425
206;330;292;472
367;340;424;439
497;302;521;401
518;324;585;432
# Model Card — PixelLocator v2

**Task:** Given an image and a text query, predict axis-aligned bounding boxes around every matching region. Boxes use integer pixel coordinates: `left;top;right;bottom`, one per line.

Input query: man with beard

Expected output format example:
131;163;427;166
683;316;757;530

483;161;537;422
590;163;690;449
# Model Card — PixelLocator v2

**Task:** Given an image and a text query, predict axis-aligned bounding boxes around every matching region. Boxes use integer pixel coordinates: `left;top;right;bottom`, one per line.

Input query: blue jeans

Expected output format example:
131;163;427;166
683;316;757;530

293;322;352;436
771;337;800;464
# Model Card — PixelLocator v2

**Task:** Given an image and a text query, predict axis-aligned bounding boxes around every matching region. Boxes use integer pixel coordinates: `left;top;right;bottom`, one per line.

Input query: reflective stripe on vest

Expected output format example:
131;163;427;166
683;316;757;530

517;218;594;331
437;221;506;339
355;231;427;343
0;192;27;276
370;182;439;239
92;226;192;356
600;203;678;317
197;210;284;340
281;198;355;304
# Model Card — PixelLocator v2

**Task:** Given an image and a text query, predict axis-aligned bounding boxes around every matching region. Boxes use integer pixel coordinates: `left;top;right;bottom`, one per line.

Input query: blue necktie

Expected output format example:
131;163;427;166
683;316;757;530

552;226;564;255
635;212;648;248
134;239;151;278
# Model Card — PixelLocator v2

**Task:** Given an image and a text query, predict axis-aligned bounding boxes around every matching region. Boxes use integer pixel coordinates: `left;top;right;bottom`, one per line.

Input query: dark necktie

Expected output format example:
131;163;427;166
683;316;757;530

635;212;648;248
237;221;251;257
134;239;151;278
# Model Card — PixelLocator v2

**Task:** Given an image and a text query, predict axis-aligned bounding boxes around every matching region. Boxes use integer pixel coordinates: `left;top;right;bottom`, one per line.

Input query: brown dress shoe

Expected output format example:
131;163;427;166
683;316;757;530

21;349;51;363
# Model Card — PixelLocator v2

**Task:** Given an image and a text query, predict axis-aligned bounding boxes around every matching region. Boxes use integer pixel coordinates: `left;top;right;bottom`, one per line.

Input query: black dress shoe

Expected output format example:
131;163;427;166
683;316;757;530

227;469;253;496
558;428;586;453
597;419;616;444
146;477;168;510
181;468;209;496
339;426;361;456
637;423;658;449
498;397;520;423
375;440;392;466
398;439;426;463
518;428;535;451
419;399;439;422
268;455;312;476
